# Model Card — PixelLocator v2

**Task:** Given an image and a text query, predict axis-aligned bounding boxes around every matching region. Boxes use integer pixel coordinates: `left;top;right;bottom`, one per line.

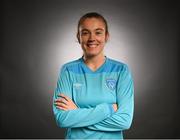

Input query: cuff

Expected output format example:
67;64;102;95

108;104;115;115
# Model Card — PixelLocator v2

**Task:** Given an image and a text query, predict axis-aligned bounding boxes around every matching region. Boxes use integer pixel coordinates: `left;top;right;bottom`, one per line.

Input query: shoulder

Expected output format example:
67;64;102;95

107;58;133;82
107;57;126;66
106;57;129;73
60;58;82;73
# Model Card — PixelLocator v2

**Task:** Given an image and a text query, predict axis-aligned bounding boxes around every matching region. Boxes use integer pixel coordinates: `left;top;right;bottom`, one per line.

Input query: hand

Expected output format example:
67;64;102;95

54;94;78;111
112;104;118;112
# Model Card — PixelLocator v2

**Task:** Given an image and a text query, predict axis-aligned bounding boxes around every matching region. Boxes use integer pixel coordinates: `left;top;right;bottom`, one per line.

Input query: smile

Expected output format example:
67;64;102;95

87;44;98;48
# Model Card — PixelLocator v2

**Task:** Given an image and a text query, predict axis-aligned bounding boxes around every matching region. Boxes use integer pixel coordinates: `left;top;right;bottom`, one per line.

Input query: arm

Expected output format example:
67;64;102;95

53;65;114;128
87;64;134;131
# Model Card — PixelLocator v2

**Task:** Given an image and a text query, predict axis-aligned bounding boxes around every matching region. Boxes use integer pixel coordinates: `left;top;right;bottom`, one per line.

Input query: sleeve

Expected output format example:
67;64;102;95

53;65;115;128
86;64;134;131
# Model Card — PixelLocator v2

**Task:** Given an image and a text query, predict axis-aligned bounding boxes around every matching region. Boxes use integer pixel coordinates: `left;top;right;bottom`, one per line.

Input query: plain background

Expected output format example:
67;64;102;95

1;0;179;138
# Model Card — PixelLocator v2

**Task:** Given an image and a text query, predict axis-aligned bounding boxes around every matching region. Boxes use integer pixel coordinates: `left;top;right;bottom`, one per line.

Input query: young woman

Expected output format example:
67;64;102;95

53;12;134;139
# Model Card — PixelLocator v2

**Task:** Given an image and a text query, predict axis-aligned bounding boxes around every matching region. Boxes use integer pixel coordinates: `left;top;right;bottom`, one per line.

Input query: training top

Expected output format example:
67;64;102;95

53;57;134;139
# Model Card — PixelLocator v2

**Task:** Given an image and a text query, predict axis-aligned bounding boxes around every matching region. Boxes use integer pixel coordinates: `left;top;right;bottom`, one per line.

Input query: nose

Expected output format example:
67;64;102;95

88;33;95;41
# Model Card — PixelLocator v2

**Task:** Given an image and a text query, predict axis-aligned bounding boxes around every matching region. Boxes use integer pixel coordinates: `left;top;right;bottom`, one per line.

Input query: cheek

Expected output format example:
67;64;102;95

97;37;106;44
80;36;88;44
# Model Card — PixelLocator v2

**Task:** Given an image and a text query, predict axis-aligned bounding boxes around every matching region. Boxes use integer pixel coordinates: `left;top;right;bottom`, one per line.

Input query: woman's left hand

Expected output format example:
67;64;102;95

54;94;78;111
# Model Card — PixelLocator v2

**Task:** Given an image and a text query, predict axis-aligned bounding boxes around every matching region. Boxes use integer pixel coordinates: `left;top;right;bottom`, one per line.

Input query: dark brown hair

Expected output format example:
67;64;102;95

77;12;109;43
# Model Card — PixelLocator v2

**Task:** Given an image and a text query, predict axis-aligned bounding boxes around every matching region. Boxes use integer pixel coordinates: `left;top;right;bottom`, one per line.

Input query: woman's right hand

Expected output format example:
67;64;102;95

112;104;118;112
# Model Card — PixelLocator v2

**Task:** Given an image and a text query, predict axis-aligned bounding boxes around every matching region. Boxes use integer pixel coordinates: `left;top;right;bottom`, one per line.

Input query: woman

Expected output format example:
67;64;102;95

53;12;134;139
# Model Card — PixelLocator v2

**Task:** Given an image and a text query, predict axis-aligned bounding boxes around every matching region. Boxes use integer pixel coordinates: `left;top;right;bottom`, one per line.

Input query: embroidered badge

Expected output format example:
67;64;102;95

106;78;117;91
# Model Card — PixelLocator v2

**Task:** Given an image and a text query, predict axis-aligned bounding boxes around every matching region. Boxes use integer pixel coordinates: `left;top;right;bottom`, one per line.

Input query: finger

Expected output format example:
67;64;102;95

58;94;70;101
54;102;67;108
58;94;68;100
55;98;69;105
56;106;68;111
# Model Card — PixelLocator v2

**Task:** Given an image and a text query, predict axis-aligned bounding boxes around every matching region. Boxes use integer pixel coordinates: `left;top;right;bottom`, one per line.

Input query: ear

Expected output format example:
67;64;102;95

105;33;109;42
77;33;80;44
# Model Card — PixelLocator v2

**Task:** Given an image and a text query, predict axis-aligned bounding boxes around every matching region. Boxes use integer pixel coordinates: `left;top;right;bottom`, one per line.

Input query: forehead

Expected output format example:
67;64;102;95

79;18;106;30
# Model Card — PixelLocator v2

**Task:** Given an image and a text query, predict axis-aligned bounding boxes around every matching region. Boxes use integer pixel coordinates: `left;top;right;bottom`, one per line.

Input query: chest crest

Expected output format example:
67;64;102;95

106;78;117;91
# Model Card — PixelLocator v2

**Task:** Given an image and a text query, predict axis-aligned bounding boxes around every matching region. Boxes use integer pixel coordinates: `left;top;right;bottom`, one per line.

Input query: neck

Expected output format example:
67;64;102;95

83;54;106;71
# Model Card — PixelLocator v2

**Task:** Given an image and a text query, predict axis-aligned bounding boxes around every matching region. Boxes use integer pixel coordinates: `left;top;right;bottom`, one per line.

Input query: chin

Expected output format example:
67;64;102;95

86;52;101;58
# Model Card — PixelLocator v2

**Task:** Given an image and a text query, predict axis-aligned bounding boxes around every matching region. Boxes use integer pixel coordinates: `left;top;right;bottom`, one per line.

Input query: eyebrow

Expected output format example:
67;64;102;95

81;28;104;32
95;28;104;31
81;29;89;32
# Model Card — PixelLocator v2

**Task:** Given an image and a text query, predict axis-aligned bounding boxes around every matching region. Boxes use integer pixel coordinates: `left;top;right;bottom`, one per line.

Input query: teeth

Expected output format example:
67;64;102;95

87;44;97;48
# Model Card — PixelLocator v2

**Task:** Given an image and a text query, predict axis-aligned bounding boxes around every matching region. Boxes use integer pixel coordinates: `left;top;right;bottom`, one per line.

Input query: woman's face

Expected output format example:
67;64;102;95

78;18;109;58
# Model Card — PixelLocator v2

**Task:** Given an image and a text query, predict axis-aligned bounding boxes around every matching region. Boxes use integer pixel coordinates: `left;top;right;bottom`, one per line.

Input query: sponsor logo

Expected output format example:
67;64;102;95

106;78;117;91
73;83;82;90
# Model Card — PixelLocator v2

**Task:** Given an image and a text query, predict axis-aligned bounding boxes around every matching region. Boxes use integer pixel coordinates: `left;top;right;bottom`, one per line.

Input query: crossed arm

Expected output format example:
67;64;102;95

53;64;134;131
54;94;118;112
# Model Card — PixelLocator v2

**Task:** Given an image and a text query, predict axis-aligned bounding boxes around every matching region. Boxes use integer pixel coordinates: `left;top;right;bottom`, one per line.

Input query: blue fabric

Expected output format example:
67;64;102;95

53;57;134;139
64;57;124;74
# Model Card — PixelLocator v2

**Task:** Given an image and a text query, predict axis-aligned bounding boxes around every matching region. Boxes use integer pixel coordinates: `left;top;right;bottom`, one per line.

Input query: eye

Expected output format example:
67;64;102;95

96;31;103;35
81;31;89;35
